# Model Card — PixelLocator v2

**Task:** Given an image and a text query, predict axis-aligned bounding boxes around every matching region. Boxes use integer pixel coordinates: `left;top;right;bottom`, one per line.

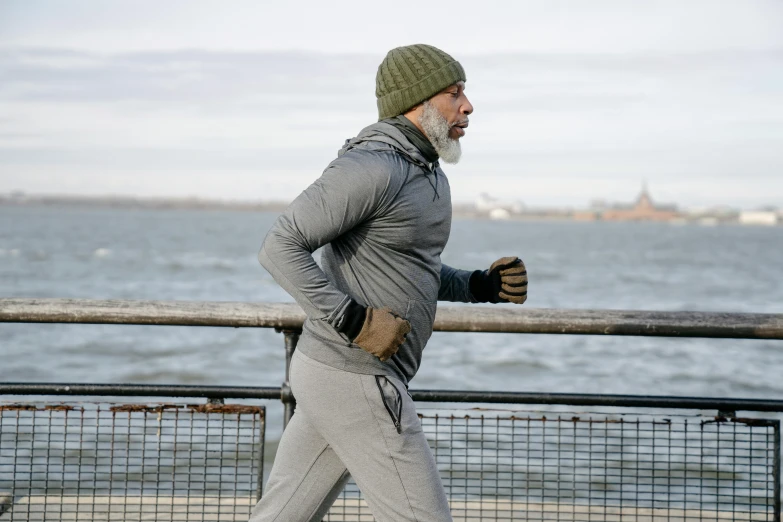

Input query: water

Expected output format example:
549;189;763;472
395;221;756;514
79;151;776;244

1;205;782;441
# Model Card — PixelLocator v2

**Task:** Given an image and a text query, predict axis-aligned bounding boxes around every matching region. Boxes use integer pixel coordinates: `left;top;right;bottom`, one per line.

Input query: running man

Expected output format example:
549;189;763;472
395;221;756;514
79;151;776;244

250;44;528;522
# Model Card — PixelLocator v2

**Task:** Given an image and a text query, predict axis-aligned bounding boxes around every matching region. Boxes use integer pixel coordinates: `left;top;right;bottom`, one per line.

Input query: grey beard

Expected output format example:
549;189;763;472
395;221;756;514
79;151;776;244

418;101;462;164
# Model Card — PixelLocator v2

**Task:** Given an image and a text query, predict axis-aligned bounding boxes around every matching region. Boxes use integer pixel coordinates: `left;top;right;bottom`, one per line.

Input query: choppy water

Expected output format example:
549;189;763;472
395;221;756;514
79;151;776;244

1;205;782;442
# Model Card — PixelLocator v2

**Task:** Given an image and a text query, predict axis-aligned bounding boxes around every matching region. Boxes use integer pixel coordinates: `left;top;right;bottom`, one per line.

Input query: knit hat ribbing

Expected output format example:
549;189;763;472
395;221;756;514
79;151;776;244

376;44;466;121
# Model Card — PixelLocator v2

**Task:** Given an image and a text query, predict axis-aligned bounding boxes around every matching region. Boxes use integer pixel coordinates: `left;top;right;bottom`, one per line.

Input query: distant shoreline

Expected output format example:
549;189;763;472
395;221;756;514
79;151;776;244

2;194;780;226
0;195;539;220
1;194;486;214
0;194;290;213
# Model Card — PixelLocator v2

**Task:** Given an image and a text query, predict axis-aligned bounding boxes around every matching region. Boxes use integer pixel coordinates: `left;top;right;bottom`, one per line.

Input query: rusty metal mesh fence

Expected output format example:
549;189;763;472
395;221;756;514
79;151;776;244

1;402;780;521
325;409;781;522
0;402;264;521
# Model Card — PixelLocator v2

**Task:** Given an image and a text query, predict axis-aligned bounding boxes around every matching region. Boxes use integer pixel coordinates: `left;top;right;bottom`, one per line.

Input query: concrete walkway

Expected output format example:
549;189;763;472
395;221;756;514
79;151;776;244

0;496;254;521
0;496;772;521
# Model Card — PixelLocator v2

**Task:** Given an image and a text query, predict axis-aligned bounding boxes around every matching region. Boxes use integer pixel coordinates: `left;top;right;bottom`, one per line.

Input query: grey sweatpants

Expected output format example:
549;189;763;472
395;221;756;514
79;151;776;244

248;350;452;522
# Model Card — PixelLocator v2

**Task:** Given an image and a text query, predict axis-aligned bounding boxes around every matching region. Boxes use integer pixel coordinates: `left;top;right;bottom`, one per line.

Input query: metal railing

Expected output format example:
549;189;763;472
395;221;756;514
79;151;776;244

3;298;783;338
1;298;782;521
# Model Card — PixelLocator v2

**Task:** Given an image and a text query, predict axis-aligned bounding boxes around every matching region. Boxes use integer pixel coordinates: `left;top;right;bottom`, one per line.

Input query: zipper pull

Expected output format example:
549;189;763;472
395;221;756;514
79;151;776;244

394;421;402;434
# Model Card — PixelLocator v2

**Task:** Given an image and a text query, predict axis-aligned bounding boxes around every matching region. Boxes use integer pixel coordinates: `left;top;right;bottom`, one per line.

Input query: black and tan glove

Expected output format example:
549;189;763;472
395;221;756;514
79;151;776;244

469;256;528;304
337;301;411;361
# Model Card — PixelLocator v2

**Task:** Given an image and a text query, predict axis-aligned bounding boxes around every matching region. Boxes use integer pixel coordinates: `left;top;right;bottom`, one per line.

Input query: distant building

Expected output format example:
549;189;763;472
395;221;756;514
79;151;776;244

475;193;498;212
572;210;599;222
600;184;680;222
739;211;779;226
488;208;511;220
475;193;525;216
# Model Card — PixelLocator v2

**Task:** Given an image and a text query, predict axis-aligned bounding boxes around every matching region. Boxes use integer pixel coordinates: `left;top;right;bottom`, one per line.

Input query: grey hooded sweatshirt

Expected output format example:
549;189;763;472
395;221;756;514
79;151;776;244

258;121;475;386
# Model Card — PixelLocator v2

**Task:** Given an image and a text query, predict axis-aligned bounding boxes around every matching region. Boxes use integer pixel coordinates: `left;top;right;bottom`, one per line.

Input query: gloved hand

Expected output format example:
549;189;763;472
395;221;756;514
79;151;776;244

337;301;411;361
353;307;411;361
469;256;528;304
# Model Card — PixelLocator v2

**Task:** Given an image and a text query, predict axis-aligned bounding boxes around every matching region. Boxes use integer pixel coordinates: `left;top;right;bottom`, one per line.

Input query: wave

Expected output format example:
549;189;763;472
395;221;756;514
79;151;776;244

157;253;239;272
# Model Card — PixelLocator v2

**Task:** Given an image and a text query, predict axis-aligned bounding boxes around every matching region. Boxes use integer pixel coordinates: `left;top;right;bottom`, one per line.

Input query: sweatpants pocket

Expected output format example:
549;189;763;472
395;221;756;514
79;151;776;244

374;375;403;434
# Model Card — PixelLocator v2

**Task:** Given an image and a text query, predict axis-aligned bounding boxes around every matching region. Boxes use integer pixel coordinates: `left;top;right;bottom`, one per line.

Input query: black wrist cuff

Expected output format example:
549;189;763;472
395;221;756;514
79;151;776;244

469;270;492;303
337;299;367;341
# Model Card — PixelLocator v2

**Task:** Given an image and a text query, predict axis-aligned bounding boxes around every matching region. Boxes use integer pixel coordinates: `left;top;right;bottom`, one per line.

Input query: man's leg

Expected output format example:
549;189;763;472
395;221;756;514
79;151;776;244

292;351;452;522
248;409;351;522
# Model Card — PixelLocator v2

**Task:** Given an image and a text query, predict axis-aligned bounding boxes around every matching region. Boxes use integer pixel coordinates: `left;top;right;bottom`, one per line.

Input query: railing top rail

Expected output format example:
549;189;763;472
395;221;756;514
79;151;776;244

1;298;782;339
3;382;783;412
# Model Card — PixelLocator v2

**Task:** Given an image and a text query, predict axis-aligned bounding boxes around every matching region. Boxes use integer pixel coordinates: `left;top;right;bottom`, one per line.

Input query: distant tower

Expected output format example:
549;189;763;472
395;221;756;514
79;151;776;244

635;180;654;211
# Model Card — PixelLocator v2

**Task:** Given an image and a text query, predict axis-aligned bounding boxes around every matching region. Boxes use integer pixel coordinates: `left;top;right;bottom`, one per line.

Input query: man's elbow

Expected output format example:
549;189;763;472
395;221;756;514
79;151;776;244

257;226;301;272
257;243;270;270
257;230;280;271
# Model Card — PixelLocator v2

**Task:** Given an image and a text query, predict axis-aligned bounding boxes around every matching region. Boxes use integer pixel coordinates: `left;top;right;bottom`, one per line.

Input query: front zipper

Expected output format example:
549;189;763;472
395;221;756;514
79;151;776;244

375;376;403;434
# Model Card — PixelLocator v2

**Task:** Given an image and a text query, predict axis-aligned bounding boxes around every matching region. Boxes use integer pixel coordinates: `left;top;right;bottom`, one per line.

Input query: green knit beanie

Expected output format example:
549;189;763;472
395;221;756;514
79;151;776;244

376;44;466;121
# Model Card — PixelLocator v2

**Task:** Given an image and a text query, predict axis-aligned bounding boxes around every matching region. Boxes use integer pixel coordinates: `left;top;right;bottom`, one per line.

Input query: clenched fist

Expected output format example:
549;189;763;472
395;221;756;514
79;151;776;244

353;307;411;361
469;256;528;304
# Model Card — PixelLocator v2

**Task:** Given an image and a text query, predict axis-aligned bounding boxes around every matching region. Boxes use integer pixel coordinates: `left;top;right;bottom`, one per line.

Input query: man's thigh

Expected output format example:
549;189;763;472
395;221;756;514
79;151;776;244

248;410;350;522
292;352;452;522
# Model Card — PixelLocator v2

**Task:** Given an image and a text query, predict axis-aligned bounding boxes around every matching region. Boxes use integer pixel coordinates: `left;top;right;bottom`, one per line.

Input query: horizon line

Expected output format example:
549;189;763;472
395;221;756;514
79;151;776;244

2;191;778;212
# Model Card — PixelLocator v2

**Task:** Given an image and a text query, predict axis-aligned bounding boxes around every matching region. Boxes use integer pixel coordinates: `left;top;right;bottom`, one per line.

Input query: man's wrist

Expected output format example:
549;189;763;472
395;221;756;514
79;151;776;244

337;299;368;341
469;269;491;303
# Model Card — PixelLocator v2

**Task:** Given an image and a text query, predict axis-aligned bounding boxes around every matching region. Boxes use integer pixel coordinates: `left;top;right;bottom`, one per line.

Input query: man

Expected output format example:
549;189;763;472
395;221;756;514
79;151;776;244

250;44;528;522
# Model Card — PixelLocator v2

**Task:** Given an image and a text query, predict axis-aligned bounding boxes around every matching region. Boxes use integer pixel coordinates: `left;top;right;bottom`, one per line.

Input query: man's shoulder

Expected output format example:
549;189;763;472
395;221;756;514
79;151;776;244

330;143;410;179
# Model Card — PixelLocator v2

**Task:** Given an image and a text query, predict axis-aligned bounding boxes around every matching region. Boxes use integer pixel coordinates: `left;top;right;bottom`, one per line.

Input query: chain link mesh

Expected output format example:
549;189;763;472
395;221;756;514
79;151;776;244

324;409;780;521
1;403;779;521
0;402;264;521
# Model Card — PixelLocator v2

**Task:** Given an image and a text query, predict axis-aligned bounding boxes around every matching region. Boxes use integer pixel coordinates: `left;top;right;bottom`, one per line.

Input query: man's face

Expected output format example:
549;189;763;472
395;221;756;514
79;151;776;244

427;81;473;140
413;81;473;164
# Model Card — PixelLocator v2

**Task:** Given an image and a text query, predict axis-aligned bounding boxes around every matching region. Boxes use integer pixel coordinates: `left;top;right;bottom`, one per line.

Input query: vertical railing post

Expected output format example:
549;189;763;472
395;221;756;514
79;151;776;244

256;408;266;502
279;329;300;430
774;420;781;522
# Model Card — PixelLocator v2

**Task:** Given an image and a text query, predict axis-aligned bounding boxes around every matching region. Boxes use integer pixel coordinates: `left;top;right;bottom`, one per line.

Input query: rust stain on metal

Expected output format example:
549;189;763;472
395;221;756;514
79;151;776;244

0;404;38;411
110;403;179;413
108;403;263;415
44;404;80;412
187;403;264;415
733;417;776;427
0;404;81;412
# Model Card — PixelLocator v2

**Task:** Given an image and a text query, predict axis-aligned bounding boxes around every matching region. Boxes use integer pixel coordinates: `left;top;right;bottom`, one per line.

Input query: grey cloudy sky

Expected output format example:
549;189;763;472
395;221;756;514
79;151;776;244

1;0;782;208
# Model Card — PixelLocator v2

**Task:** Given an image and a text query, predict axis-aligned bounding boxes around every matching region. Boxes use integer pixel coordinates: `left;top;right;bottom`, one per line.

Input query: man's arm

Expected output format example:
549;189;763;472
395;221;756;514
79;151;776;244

438;263;477;302
439;258;529;304
258;153;389;327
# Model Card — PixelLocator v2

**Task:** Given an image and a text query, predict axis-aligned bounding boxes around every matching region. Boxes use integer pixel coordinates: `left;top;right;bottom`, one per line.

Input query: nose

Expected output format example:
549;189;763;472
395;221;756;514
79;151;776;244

462;94;474;116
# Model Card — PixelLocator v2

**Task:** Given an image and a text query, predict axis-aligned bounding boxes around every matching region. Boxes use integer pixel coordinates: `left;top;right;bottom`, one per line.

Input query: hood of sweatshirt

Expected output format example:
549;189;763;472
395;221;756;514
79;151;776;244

338;121;435;170
338;121;442;200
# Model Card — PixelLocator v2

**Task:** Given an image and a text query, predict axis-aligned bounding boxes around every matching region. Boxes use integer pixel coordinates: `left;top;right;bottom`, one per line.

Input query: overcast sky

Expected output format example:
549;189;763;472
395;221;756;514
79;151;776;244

1;0;782;208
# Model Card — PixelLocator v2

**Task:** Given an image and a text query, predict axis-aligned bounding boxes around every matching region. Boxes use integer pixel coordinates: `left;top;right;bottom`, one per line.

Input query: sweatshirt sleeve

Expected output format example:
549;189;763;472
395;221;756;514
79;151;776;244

258;153;391;323
438;263;477;303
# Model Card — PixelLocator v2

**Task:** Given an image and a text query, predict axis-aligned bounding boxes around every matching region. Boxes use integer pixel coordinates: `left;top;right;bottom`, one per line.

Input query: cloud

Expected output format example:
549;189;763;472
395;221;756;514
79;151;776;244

0;48;377;109
1;47;782;207
2;0;782;55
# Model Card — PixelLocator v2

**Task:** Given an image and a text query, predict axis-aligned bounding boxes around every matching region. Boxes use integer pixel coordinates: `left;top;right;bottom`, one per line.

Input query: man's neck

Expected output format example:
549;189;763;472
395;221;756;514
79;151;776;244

403;113;427;137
